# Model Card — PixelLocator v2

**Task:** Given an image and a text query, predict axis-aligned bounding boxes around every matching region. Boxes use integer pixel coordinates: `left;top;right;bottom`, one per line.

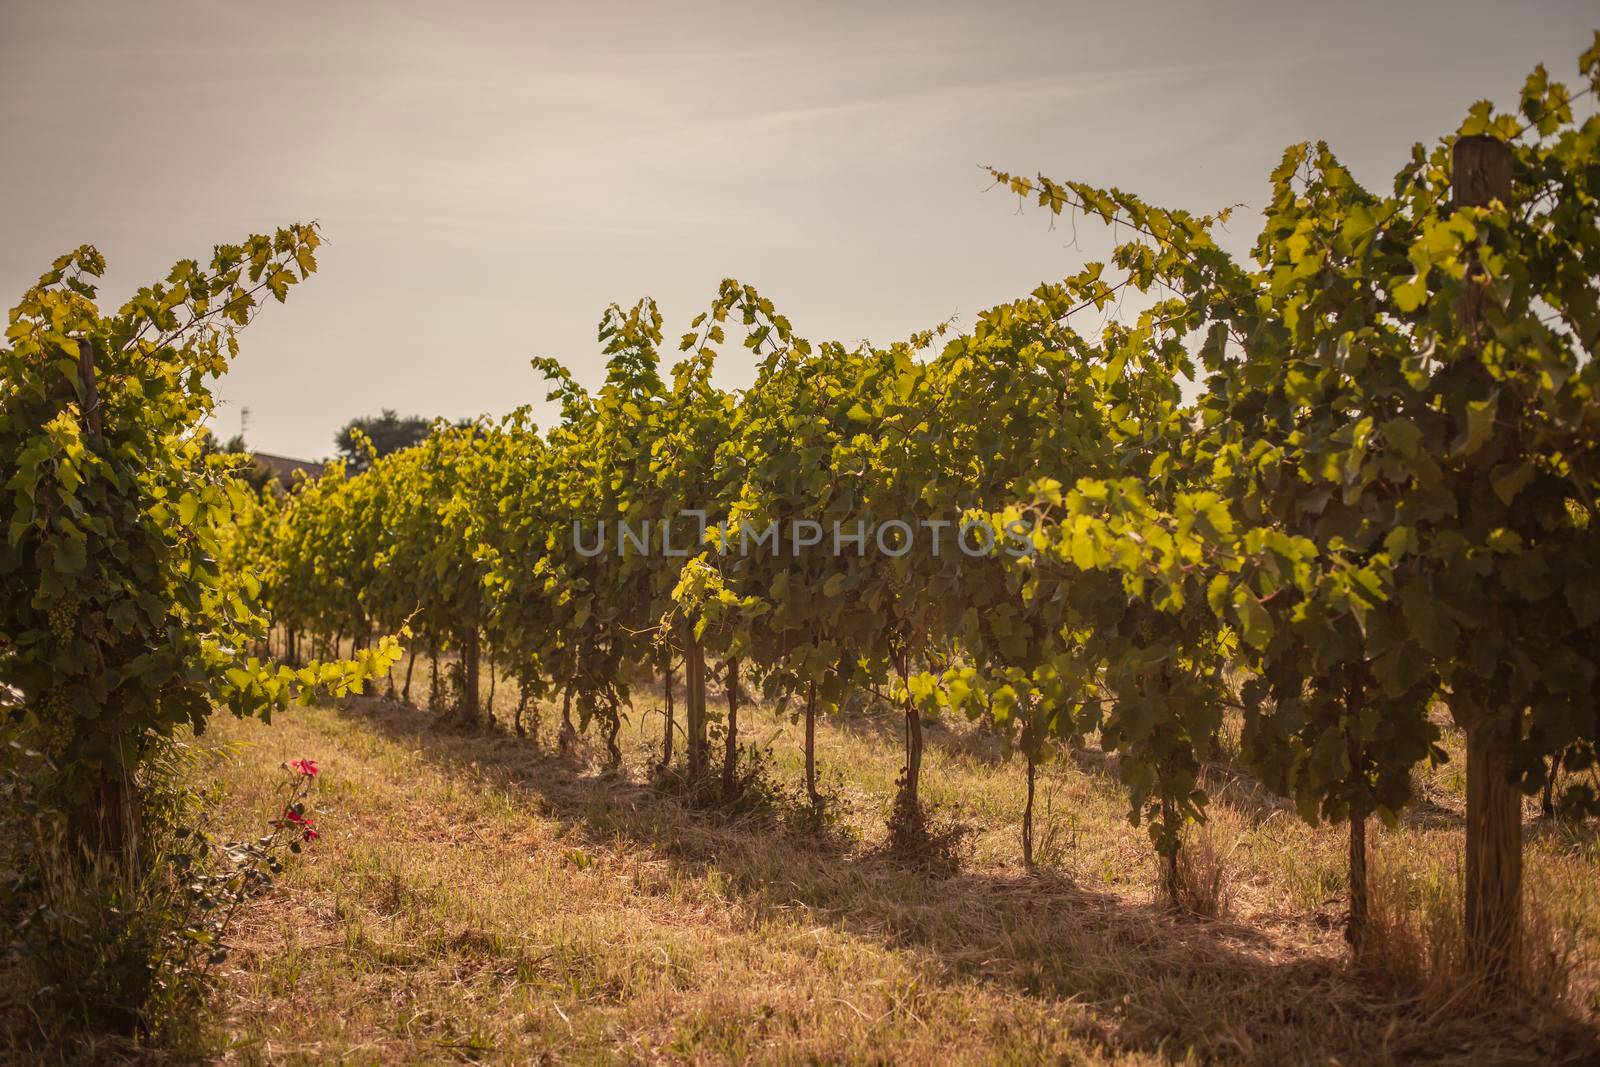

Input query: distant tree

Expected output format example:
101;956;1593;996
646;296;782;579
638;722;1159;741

335;409;430;471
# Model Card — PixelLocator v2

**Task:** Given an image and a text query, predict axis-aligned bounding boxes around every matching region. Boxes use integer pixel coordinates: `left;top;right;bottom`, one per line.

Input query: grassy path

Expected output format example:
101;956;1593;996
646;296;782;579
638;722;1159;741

201;695;1599;1064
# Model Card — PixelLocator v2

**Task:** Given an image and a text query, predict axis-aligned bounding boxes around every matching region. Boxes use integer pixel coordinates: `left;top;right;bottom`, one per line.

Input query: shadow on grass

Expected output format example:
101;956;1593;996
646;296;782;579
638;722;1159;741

334;696;1600;1067
834;703;1012;769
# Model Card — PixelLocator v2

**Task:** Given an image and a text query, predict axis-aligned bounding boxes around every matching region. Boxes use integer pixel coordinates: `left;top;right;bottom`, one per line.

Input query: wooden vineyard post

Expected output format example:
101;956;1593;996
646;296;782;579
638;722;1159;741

1453;133;1522;990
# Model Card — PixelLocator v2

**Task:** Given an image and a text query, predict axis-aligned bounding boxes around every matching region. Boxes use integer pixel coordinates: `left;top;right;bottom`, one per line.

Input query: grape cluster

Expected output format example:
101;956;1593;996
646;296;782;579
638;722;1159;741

47;597;78;642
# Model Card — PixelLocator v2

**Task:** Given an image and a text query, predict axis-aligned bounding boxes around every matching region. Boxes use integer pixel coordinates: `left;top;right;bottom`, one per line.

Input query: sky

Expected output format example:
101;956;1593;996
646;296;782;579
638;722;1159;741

3;0;1596;459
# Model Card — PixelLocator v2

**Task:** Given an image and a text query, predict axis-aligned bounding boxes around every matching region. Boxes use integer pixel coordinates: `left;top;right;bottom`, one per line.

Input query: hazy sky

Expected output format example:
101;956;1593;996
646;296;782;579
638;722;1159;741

4;1;1596;458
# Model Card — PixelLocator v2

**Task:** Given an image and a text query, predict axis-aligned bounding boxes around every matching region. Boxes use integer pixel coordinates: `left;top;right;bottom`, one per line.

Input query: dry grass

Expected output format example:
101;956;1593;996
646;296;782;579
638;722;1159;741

1174;819;1242;922
191;685;1600;1064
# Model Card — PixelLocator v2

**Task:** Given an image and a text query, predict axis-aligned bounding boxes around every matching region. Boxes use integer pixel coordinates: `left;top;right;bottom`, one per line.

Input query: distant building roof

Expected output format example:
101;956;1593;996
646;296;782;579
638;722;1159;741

251;452;325;486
